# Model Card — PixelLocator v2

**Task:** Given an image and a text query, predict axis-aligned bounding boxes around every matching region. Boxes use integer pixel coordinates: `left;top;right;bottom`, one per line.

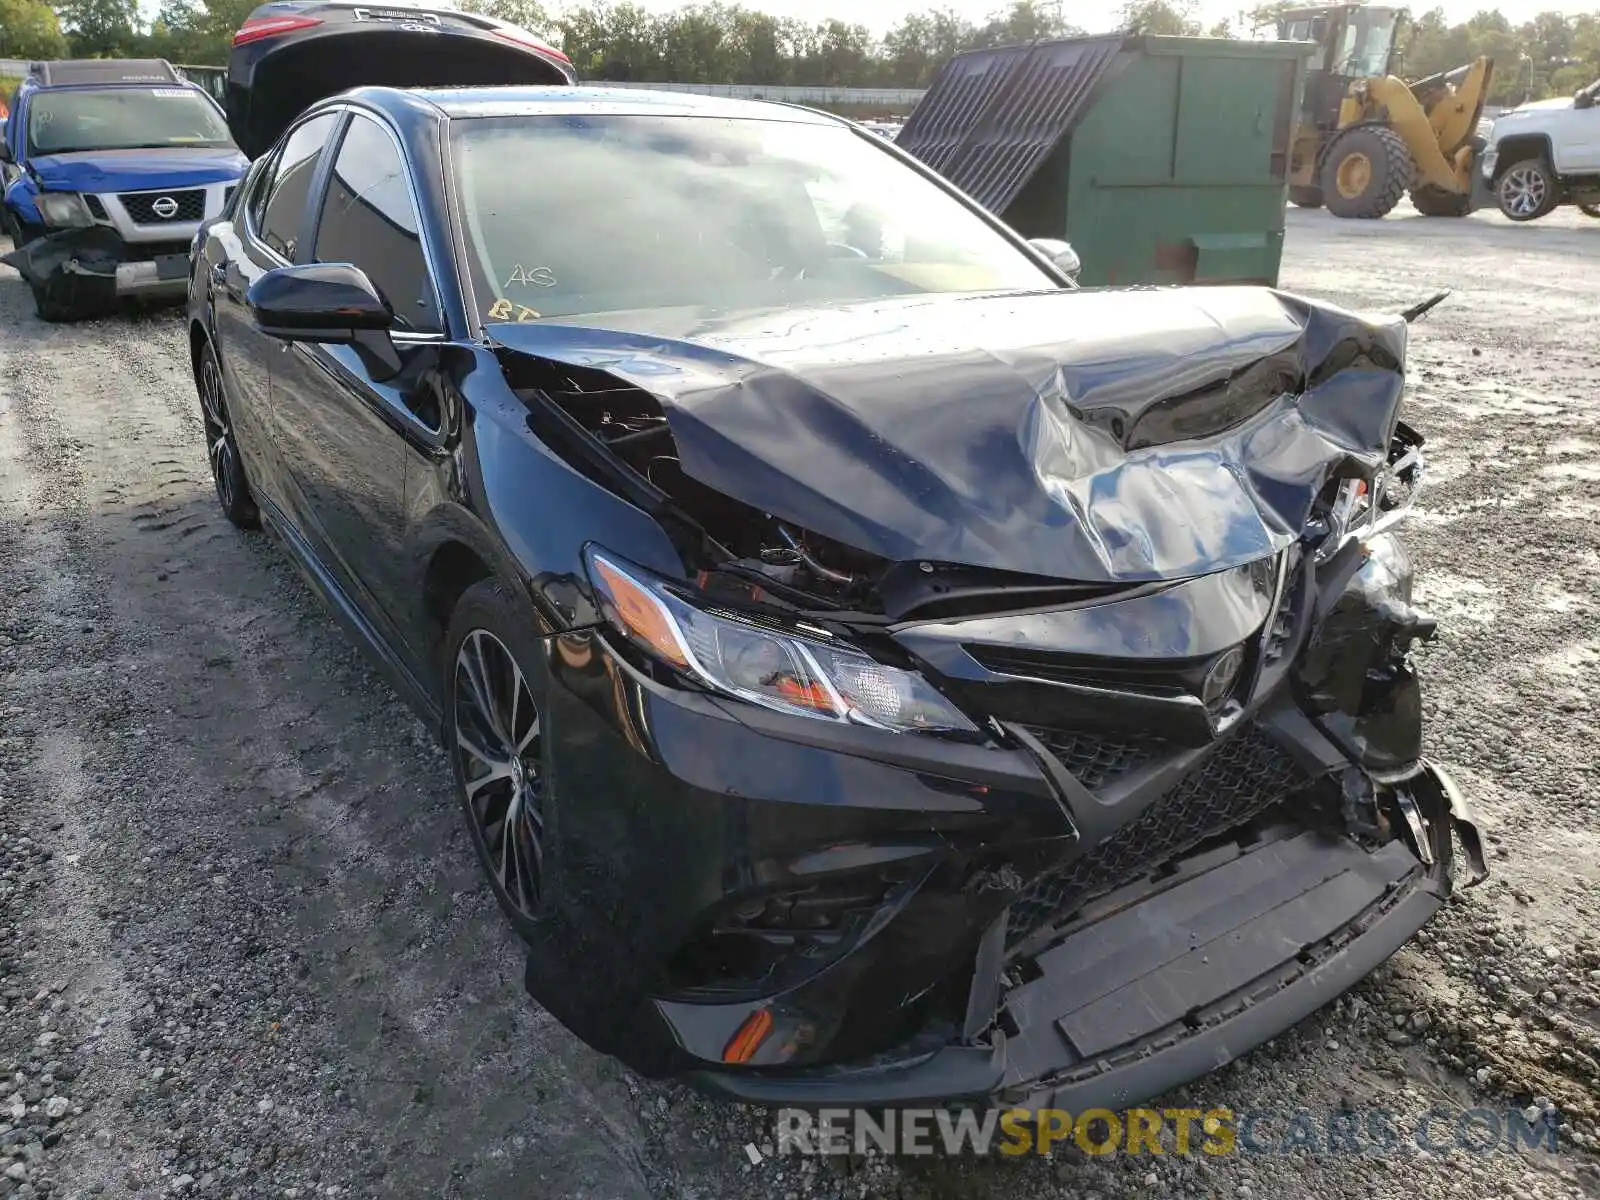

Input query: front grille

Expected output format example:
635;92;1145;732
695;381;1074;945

120;188;205;224
969;645;1192;697
1006;725;1312;950
1019;725;1164;790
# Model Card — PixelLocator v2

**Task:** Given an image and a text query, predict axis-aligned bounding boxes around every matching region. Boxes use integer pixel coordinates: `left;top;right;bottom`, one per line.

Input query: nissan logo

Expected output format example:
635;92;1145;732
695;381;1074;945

150;195;179;219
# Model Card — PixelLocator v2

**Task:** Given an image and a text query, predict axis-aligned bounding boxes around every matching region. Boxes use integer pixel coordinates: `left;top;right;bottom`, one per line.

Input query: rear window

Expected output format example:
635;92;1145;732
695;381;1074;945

27;86;233;156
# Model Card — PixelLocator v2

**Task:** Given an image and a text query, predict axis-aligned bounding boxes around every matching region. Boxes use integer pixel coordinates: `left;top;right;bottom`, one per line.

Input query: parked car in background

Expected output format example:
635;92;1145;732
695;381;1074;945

1482;77;1600;220
186;67;1484;1111
0;59;248;321
223;0;576;158
857;119;904;140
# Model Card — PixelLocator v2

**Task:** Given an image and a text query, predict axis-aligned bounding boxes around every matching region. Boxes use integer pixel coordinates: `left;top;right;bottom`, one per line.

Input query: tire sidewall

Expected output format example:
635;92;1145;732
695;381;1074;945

441;576;556;943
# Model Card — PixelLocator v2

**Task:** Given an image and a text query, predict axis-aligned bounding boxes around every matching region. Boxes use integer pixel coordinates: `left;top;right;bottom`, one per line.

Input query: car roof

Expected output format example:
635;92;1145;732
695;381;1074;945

25;59;184;87
348;84;847;125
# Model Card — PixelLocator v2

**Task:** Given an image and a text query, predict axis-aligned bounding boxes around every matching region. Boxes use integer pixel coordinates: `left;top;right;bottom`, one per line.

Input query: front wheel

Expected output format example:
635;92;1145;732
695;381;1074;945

196;338;260;529
444;579;551;941
1496;159;1559;221
1578;201;1600;219
29;281;79;322
6;212;43;248
1322;126;1412;219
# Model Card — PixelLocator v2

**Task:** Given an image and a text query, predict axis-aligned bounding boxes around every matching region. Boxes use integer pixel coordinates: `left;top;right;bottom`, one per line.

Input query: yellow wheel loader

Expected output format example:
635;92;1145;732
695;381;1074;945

1276;5;1494;219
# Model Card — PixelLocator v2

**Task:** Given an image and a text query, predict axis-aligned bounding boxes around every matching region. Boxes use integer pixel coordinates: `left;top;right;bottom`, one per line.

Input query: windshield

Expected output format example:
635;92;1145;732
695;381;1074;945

27;86;233;155
1336;9;1397;78
450;113;1058;325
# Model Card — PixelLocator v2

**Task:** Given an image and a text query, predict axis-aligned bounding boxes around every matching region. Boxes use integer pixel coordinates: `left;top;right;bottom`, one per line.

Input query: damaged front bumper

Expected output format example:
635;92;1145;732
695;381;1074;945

686;755;1485;1110
2;225;191;316
527;516;1490;1111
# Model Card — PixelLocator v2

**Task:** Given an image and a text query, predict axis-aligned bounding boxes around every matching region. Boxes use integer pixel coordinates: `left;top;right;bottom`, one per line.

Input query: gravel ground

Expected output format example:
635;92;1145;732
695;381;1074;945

2;198;1599;1200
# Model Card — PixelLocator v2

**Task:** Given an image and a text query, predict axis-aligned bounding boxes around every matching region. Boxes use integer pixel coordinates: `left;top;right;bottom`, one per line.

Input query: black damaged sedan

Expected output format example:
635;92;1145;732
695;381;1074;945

187;82;1488;1111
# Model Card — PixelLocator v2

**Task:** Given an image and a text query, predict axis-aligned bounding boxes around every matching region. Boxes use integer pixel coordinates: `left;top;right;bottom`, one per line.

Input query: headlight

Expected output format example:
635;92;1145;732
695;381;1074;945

586;548;979;734
35;192;94;228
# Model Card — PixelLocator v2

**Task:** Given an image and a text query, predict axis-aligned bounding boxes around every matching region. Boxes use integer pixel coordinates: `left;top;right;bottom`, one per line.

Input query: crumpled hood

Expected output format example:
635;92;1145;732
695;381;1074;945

488;287;1408;583
27;147;248;193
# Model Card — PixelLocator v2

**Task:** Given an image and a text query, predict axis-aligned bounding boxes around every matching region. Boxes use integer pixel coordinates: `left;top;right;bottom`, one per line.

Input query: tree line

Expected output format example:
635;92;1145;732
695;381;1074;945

3;0;1597;104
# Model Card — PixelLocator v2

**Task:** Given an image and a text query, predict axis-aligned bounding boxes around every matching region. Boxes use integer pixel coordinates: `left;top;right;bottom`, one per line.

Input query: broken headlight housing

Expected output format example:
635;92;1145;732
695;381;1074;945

1318;422;1426;561
586;547;978;734
34;192;95;229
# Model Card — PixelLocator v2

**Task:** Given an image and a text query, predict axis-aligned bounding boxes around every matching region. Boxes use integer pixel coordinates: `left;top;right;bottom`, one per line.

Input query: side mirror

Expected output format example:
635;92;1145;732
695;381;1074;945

1028;237;1081;283
246;262;401;379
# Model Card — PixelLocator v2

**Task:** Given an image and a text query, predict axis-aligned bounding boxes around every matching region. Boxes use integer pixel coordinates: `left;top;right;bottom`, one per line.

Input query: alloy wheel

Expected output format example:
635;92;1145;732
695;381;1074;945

198;351;238;513
452;629;544;917
1500;166;1548;218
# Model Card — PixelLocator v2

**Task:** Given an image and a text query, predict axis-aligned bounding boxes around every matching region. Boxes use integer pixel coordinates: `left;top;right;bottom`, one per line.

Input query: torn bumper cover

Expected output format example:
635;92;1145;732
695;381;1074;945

2;225;190;315
683;757;1486;1110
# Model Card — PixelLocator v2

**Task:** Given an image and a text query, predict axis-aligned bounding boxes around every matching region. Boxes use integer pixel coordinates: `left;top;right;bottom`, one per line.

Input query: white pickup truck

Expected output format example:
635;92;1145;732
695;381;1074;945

1481;78;1600;221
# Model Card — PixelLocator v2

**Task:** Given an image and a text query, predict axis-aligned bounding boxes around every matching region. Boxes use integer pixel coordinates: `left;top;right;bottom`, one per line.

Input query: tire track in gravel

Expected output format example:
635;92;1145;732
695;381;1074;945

0;289;152;1200
0;274;659;1200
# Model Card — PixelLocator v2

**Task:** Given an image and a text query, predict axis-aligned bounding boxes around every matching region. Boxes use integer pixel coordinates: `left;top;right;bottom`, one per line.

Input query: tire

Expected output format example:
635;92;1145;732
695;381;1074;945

443;578;552;943
1409;185;1472;217
29;281;80;322
6;212;42;248
1496;158;1559;222
1288;185;1324;209
195;337;261;529
1321;125;1412;219
1578;201;1600;219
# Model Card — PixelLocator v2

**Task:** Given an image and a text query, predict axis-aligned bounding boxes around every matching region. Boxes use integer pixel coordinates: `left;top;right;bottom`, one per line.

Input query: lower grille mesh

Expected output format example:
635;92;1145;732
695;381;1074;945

1006;725;1312;950
1018;725;1164;790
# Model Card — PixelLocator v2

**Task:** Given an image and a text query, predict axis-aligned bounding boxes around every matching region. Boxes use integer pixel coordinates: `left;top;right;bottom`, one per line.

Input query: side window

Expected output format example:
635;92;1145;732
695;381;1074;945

312;113;439;333
245;150;279;228
257;111;339;260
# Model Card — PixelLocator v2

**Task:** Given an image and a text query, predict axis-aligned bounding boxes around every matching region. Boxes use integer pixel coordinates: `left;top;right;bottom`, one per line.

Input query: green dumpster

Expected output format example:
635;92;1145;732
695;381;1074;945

896;34;1314;288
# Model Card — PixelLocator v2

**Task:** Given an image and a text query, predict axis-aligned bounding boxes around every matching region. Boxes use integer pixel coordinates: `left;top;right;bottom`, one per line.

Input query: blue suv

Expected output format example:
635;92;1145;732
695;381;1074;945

1;59;248;321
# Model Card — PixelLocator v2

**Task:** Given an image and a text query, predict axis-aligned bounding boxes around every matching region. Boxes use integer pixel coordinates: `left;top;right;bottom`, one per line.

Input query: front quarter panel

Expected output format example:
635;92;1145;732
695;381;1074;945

402;344;692;666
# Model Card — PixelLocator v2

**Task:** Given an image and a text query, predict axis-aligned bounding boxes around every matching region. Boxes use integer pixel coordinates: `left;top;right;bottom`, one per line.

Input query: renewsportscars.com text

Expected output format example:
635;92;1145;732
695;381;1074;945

773;1106;1563;1158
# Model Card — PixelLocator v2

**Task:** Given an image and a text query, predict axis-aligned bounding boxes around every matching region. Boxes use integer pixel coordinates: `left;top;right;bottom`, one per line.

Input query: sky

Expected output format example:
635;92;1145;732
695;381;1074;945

610;0;1600;34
